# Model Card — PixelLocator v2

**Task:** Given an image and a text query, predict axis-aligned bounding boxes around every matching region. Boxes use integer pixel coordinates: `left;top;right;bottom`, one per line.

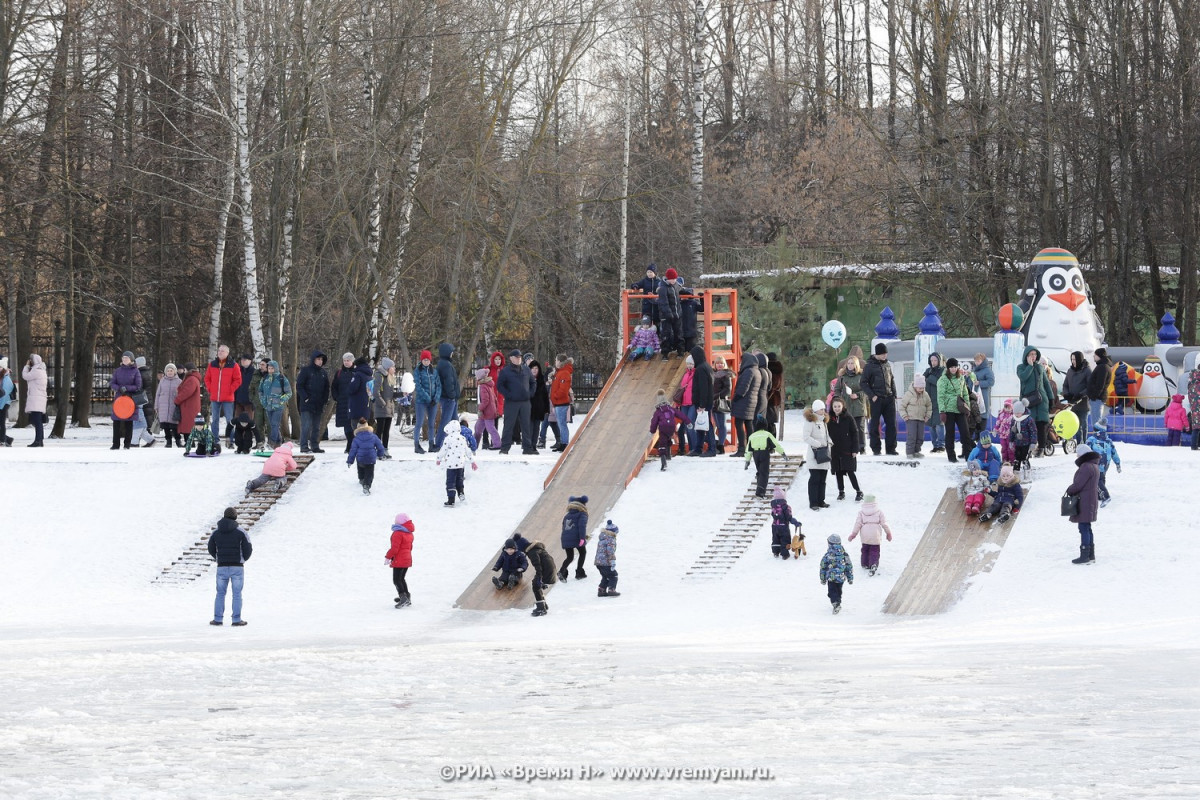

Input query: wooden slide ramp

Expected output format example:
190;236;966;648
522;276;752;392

456;357;686;610
152;453;315;585
683;457;803;580
882;487;1028;616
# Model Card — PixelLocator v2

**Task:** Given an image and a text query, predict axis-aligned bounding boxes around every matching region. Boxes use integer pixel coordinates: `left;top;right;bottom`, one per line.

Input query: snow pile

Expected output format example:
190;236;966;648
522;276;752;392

1;412;1197;798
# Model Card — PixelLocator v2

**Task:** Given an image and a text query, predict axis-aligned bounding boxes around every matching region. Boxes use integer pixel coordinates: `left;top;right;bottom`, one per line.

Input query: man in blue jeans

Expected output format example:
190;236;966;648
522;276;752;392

433;342;459;452
208;507;253;626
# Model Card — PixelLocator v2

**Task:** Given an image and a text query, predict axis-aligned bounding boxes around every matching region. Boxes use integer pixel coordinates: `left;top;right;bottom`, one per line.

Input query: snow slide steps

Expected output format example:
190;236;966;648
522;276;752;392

882;486;1029;615
152;453;315;585
683;457;803;579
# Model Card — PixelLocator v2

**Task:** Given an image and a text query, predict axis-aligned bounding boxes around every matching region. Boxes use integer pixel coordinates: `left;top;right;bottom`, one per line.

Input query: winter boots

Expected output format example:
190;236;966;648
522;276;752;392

855;491;864;502
531;601;549;617
1071;545;1096;565
659;451;668;471
394;593;411;608
832;602;841;614
598;586;621;598
575;568;587;580
557;567;569;582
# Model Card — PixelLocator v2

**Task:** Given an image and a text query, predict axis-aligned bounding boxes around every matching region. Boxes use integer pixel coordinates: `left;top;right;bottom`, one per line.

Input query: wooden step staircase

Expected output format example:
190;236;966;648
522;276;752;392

683;457;804;579
152;453;316;585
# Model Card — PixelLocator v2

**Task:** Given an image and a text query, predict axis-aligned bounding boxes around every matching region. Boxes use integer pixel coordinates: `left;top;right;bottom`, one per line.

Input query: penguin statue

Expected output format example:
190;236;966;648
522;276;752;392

1135;355;1170;413
1017;248;1106;372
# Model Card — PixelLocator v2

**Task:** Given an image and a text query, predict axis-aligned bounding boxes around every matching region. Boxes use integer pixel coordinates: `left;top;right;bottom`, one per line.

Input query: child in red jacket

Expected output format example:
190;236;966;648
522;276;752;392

385;513;415;608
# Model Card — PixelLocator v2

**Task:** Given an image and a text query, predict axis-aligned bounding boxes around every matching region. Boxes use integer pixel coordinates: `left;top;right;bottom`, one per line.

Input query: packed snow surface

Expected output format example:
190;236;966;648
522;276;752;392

2;411;1197;798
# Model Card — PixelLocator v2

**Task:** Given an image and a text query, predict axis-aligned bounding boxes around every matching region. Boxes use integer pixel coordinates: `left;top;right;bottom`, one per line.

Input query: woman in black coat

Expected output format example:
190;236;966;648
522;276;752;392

827;397;863;501
530;361;557;449
729;352;761;457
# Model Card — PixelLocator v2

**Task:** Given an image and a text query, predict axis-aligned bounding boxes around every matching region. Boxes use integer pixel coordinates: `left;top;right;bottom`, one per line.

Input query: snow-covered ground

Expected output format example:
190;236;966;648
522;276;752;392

2;411;1198;798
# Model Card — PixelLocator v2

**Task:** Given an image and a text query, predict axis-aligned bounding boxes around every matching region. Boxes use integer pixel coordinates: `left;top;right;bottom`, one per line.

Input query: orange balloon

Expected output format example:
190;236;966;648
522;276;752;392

113;395;136;420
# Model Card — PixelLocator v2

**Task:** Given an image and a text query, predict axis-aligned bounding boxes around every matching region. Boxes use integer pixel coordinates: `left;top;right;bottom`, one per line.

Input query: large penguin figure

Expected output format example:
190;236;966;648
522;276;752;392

1017;248;1106;373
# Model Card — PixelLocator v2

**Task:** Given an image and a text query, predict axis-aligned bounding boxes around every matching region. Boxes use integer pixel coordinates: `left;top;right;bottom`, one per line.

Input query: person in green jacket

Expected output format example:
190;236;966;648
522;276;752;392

936;357;974;463
1016;346;1052;454
745;417;787;498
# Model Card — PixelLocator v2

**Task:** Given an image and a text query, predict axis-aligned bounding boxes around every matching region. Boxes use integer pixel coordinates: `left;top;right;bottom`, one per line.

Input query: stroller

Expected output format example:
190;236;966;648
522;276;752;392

1042;399;1079;457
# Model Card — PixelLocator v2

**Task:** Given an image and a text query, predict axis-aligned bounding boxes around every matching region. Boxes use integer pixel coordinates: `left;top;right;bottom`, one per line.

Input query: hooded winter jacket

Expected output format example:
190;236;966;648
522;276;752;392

296;350;331;413
848;502;893;546
819;543;854;584
261;442;298;477
258;363;292;412
208;517;252;567
924;353;945;413
560;497;589;549
436;422;474;469
550;361;574;407
1017;346;1052;423
372;359;396;418
1065;450;1101;524
22;355;48;414
109;361;142;420
174;372;202;434
348;426;387;465
731;353;761;421
386;519;414;568
689;346;714;409
756;353;771;418
436;343;459;401
1165;394;1188;431
802;408;832;468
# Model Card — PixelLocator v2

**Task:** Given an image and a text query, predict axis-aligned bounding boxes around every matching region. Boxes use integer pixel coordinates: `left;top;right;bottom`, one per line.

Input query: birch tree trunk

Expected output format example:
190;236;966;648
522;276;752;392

233;0;267;357
361;0;384;359
689;0;707;277
209;154;236;360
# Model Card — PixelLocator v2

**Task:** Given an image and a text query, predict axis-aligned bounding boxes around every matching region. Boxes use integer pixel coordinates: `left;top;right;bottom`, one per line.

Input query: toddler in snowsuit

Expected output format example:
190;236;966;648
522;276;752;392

1008;400;1036;471
627;316;661;361
1085;422;1121;506
979;463;1024;523
994;399;1016;463
649;389;677;470
233;413;257;454
819;534;854;613
744;418;787;498
246;442;297;493
958;460;991;516
769;487;803;559
436;421;477;506
384;513;414;608
347;419;388;494
558;495;590;581
492;539;528;589
1164;394;1188;447
847;494;893;575
185;415;221;456
594;520;620;597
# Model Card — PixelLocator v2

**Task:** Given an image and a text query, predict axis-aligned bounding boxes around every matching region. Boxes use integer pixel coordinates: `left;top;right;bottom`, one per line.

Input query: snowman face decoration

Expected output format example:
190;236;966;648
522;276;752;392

1040;265;1088;311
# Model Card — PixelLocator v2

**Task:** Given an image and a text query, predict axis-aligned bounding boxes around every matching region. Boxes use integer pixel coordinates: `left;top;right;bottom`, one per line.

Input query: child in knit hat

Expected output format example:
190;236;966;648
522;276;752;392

819;534;854;613
958;460;991;516
900;375;933;458
994;398;1016;463
594;520;621;597
384;513;415;607
347;418;387;495
979;463;1024;523
473;368;501;448
848;495;893;576
627;316;661;361
1008;399;1037;473
769;487;803;559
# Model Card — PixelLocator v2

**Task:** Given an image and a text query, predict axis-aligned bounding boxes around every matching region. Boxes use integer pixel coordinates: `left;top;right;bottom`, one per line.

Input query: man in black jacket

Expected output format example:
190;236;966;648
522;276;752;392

687;345;717;456
496;350;536;455
630;265;662;327
862;343;899;456
296;350;330;453
208;507;253;626
657;268;684;357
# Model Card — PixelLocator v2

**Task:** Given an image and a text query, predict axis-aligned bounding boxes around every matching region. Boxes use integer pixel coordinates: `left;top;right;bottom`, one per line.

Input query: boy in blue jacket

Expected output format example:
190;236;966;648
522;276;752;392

1085;421;1121;506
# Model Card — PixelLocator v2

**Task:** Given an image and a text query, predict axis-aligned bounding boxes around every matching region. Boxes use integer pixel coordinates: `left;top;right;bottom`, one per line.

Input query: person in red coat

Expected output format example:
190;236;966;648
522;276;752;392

487;350;506;415
385;513;415;608
204;344;243;446
174;364;203;436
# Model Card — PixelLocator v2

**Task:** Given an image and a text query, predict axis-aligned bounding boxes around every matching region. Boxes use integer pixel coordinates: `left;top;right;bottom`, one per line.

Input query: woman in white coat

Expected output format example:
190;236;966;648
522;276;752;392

804;399;832;510
22;354;48;447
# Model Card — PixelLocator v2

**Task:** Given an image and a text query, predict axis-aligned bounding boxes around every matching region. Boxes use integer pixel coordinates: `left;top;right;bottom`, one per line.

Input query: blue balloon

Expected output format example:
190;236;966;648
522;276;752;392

821;320;847;349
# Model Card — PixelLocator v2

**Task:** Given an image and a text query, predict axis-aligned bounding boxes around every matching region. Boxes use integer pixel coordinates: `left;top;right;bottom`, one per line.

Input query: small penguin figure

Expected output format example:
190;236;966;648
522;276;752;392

1135;355;1169;413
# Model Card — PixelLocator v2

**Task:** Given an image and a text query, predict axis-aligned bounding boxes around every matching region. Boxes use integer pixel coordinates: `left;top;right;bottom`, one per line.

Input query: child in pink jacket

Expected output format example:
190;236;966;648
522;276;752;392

473;368;501;449
245;442;298;494
847;494;893;576
1164;393;1189;446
